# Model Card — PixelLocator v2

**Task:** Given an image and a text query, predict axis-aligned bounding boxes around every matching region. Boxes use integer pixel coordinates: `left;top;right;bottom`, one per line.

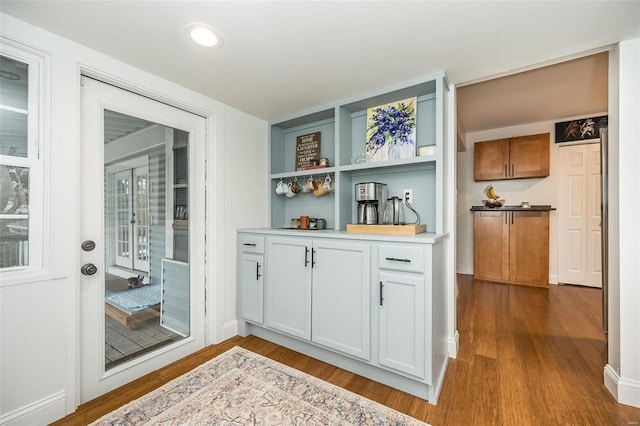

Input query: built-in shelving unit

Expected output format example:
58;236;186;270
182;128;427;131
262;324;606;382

268;72;448;233
172;138;188;263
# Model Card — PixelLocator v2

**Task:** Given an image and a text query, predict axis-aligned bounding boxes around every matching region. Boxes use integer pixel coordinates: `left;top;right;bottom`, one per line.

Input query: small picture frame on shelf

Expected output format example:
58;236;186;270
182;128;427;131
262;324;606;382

365;97;417;162
295;132;321;171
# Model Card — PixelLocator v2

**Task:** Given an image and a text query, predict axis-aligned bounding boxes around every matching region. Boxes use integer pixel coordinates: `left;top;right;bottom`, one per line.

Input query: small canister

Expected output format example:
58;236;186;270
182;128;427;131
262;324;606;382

319;158;330;167
315;218;326;229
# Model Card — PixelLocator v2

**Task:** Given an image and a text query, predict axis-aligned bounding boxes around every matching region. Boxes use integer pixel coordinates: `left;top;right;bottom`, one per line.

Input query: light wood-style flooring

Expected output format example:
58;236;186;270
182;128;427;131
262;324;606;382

53;275;640;425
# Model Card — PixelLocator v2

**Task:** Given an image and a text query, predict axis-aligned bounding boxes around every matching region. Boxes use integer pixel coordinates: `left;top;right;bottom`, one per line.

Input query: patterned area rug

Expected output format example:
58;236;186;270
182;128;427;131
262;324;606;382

91;346;429;425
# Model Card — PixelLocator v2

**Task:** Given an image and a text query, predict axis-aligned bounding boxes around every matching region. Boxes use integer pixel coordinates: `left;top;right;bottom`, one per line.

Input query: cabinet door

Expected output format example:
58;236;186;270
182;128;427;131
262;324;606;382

378;271;426;380
266;237;312;340
509;133;550;179
509;211;549;286
474;138;509;181
311;240;370;360
473;211;509;281
239;253;264;324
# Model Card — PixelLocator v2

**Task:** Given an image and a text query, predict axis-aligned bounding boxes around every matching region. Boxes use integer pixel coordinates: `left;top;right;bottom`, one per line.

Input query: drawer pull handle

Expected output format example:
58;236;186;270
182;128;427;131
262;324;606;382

385;257;411;263
304;247;309;267
256;263;261;280
379;281;384;306
312;248;317;268
243;243;257;246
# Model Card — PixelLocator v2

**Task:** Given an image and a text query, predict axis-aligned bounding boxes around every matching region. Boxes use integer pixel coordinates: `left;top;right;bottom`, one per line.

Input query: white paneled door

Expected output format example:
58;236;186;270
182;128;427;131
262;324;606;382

80;77;206;402
558;143;602;287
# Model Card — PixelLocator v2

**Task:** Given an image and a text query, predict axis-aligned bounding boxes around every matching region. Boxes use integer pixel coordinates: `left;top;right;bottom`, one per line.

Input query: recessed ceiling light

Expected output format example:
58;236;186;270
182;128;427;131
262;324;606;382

188;24;223;48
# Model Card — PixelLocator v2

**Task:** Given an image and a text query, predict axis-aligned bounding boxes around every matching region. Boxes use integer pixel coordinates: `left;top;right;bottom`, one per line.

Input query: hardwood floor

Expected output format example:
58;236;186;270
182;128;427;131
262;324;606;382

53;275;640;425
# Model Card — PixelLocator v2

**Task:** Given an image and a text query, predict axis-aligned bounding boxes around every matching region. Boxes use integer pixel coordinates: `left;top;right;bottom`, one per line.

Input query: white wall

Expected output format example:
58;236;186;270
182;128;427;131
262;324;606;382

457;115;604;283
605;37;640;408
0;12;267;425
221;107;268;339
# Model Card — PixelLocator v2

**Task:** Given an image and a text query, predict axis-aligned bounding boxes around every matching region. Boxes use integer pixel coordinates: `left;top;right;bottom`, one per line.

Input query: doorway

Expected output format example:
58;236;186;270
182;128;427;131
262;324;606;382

79;76;206;402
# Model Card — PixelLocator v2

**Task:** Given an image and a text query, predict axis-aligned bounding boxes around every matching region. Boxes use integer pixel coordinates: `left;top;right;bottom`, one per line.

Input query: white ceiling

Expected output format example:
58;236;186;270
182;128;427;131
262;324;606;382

1;1;638;129
457;52;609;133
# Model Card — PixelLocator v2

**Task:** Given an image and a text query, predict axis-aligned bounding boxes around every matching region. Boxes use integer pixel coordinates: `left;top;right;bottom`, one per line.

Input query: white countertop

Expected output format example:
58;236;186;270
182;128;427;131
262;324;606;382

237;227;448;244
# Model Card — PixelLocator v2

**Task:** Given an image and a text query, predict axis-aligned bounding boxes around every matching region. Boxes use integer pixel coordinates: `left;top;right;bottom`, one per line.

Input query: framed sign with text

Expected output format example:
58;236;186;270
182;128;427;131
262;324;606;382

295;132;321;170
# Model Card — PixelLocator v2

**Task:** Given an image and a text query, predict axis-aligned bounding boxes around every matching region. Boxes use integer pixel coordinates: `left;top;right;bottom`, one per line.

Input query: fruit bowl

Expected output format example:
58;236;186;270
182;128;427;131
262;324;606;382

482;199;505;208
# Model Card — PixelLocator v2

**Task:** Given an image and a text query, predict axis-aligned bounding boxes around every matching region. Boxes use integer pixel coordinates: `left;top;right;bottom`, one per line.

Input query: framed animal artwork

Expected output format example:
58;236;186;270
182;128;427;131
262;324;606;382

555;115;608;143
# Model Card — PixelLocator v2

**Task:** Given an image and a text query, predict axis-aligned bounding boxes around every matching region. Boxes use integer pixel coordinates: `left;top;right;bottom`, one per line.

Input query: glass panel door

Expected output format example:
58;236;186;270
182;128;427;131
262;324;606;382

133;165;149;272
81;76;205;403
113;170;131;268
102;112;190;371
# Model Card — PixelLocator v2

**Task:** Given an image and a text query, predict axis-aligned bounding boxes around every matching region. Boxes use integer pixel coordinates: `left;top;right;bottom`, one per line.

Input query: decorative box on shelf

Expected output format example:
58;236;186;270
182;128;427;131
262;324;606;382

346;223;426;235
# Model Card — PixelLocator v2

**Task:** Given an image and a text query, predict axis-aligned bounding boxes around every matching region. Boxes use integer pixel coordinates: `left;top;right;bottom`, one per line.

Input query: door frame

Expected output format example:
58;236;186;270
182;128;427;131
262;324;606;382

77;70;218;404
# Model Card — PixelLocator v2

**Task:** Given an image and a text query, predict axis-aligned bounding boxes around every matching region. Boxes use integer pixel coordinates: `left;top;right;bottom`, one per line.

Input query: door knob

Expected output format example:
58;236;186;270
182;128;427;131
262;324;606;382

81;240;96;251
81;263;98;276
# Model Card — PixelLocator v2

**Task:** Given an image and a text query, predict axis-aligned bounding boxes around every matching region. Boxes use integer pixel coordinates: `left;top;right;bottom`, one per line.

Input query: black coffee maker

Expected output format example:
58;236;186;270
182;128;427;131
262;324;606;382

355;182;387;224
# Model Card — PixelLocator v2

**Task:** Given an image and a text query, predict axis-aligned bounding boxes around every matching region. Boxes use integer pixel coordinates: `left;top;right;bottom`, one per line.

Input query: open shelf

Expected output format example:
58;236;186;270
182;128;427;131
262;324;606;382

268;71;447;233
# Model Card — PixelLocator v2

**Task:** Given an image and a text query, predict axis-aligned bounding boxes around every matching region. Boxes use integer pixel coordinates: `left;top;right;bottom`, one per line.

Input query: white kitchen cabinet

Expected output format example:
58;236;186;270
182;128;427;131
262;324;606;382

238;210;447;402
239;253;264;324
265;236;371;359
266;237;312;340
378;271;426;379
311;240;370;360
238;234;265;324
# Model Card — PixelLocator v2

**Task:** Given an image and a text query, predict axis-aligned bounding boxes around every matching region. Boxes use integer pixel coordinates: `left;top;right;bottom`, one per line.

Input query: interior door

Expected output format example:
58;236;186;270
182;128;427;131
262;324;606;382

79;76;206;402
558;143;602;287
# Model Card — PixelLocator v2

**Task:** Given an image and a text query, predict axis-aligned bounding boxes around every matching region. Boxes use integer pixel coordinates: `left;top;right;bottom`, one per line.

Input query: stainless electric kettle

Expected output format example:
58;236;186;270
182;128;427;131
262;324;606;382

384;196;406;225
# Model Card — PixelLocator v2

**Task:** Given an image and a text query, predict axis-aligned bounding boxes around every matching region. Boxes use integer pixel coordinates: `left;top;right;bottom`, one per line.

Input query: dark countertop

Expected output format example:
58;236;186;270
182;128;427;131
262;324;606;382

471;205;555;211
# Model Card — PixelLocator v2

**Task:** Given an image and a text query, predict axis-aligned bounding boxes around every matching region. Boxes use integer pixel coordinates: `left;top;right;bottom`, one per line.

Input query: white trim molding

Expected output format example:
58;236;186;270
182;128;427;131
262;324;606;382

605;364;640;408
0;391;65;426
447;330;460;358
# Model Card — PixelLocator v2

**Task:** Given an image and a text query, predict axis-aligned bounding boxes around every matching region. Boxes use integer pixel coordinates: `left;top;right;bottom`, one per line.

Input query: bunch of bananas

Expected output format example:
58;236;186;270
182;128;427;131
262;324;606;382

484;185;500;201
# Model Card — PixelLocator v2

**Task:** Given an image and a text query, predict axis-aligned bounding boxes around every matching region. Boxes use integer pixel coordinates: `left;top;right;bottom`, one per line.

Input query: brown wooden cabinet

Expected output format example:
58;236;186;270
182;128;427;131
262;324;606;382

474;133;550;181
473;209;549;287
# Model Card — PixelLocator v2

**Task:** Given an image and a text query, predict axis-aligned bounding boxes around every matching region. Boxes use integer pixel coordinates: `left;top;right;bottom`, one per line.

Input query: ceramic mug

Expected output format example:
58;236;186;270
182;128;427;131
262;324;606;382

299;215;310;229
291;218;300;228
290;179;301;193
303;176;317;193
285;182;297;197
275;179;286;195
313;180;327;197
322;175;333;192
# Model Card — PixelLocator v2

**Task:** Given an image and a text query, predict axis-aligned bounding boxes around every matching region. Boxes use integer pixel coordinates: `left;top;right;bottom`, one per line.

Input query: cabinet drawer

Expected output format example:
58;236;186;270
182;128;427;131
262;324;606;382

239;234;265;254
378;245;424;273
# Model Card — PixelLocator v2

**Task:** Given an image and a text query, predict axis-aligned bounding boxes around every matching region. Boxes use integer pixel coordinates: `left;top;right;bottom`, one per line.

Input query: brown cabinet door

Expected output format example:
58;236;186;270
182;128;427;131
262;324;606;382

473;211;509;281
509;211;549;286
509;133;550;179
474;138;509;181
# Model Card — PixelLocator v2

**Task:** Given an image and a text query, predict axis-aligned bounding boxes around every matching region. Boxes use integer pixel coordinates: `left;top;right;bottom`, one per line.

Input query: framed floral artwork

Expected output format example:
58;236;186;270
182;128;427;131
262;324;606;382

366;97;417;162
